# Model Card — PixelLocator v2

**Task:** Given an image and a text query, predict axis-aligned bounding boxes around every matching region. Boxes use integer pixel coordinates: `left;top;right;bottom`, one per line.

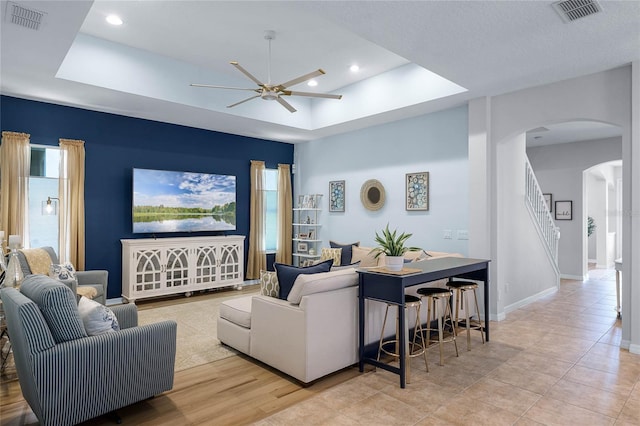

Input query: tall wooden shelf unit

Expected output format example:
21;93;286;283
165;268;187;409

292;194;322;267
121;235;245;303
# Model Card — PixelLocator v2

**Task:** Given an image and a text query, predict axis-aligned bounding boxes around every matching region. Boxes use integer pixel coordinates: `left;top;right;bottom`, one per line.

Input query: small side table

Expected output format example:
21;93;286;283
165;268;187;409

615;258;622;319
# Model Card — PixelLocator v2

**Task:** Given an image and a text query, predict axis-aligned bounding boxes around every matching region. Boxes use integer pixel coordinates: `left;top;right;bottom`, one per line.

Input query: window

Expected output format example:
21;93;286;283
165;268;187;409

28;146;59;249
264;169;278;252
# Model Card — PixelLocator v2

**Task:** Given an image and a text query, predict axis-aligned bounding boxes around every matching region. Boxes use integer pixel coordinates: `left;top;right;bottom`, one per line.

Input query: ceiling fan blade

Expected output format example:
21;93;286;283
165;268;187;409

227;95;261;108
282;90;343;100
276;97;297;113
230;61;265;87
190;83;258;92
277;69;325;90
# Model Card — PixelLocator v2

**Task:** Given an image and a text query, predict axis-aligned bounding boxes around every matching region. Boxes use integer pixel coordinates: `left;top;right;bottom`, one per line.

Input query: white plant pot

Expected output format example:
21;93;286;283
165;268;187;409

385;255;404;272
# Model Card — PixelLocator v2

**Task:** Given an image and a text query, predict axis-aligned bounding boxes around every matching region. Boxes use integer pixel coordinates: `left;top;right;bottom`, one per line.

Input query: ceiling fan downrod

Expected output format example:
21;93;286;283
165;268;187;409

264;30;275;87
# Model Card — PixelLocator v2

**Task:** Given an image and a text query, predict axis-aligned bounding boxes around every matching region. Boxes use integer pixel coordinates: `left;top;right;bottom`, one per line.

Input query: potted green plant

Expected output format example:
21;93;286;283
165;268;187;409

371;224;421;271
587;216;596;237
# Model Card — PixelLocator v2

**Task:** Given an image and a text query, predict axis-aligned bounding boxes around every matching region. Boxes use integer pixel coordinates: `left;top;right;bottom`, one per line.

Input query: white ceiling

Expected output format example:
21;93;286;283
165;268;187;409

526;121;623;147
1;0;639;144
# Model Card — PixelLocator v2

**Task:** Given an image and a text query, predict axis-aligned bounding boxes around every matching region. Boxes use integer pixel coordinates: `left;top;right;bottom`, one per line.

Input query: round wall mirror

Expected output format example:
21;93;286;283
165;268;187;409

360;179;386;211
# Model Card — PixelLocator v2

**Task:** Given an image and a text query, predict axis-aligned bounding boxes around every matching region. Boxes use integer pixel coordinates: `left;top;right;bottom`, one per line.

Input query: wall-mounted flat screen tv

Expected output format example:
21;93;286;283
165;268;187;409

133;168;236;234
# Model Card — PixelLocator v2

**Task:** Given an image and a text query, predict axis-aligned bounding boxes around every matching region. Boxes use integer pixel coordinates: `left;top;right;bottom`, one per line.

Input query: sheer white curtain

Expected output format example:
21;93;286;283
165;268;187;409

58;139;85;269
247;160;266;279
0;131;31;251
276;164;292;264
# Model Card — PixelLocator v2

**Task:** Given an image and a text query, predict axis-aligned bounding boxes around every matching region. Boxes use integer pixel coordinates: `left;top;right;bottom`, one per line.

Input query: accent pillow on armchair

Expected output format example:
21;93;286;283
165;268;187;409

49;262;76;280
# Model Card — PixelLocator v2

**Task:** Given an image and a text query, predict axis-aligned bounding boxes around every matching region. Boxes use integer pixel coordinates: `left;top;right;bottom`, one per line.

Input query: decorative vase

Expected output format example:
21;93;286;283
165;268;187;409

3;248;24;288
385;255;404;272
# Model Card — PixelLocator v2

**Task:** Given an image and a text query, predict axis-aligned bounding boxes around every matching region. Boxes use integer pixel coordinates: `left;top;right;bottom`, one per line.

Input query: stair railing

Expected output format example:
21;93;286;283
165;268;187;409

525;157;560;264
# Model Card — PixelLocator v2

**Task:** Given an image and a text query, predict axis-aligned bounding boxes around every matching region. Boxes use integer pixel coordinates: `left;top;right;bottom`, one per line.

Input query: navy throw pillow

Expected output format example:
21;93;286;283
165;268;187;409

274;259;333;300
329;241;360;266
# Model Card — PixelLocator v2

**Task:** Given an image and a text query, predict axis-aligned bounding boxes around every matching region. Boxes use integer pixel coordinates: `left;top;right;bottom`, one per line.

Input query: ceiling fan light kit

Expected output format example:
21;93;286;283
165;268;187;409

191;30;342;113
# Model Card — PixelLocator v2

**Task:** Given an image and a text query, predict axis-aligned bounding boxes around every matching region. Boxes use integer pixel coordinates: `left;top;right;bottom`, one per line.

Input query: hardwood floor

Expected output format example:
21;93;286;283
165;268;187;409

1;351;364;426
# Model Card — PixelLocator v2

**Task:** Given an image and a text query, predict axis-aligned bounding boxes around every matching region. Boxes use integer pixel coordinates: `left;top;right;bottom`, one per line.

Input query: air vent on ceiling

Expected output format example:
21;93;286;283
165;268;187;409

552;0;602;22
6;1;45;30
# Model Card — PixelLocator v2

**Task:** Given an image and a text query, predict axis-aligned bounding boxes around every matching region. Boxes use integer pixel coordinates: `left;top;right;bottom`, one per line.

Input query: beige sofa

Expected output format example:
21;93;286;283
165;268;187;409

217;250;461;383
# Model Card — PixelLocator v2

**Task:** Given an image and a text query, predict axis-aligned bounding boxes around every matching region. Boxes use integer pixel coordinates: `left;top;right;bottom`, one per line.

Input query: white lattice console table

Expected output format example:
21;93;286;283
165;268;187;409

121;236;245;303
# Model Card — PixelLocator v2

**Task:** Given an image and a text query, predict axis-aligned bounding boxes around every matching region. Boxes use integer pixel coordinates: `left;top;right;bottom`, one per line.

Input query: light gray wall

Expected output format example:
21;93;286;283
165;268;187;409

469;65;633;328
294;105;469;254
497;134;558;311
527;137;622;278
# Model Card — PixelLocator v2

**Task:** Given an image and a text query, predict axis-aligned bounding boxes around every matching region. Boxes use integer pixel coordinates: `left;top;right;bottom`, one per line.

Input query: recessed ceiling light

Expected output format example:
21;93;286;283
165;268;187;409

307;80;318;87
106;14;123;26
350;64;360;72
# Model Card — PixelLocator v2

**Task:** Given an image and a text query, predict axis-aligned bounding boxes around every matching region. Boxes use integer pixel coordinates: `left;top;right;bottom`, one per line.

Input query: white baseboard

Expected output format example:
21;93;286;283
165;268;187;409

621;339;631;350
491;312;506;321
504;286;558;314
629;343;640;355
560;273;587;281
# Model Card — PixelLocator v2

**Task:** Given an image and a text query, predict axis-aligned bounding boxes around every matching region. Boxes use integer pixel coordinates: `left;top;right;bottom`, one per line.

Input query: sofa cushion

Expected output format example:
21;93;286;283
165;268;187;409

331;261;361;271
320;247;342;267
77;296;120;335
259;270;279;298
19;275;88;343
329;241;360;266
351;245;379;267
219;296;253;329
287;268;359;304
274;259;333;300
401;250;421;262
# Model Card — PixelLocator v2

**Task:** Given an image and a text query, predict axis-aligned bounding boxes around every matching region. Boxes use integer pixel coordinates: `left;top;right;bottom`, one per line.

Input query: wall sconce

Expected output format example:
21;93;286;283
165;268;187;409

42;196;59;215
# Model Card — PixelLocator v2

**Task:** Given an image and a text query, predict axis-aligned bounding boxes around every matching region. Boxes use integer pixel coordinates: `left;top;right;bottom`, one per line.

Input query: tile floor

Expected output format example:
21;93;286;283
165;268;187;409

255;268;640;425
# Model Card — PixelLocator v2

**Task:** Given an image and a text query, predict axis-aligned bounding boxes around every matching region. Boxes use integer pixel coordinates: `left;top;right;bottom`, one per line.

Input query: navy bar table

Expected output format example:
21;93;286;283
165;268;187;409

357;257;490;388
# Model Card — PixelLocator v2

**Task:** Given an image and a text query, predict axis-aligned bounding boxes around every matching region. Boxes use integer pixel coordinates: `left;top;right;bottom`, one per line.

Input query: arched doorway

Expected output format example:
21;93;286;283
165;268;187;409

525;121;622;281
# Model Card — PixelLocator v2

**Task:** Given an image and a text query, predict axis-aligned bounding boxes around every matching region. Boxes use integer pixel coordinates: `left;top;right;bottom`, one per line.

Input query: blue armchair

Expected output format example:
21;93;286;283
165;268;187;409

0;275;177;426
14;246;108;304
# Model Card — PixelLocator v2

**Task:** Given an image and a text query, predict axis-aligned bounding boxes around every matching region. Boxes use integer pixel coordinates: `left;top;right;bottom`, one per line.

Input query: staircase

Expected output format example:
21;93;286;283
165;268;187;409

524;157;561;274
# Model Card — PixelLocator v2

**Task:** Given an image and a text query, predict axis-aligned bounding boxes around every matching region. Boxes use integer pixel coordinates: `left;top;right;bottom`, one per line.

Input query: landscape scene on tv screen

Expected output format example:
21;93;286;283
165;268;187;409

133;168;236;233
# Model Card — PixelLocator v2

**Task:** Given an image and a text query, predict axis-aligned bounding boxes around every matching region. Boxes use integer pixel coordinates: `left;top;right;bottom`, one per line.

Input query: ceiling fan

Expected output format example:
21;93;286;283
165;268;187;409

190;30;342;113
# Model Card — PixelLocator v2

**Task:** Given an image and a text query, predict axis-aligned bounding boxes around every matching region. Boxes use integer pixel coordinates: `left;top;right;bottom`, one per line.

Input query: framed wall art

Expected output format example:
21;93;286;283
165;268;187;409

406;172;429;211
543;193;552;212
329;180;345;212
555;200;572;220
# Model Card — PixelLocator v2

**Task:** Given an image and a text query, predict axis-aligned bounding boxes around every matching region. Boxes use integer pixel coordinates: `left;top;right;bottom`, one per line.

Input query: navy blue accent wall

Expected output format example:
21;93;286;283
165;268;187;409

1;95;294;299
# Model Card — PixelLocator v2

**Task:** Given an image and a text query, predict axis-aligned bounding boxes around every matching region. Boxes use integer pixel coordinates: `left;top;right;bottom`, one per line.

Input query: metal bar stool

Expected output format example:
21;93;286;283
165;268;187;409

377;295;429;382
447;279;485;351
416;287;458;366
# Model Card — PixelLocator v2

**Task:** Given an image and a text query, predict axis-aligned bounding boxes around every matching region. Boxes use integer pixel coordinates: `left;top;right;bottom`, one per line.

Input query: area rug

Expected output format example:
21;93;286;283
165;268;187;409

137;288;259;372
